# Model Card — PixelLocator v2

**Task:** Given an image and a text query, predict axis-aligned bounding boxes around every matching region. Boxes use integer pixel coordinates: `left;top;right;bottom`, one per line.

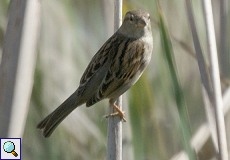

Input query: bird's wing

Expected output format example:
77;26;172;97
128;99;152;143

76;33;124;100
86;38;147;107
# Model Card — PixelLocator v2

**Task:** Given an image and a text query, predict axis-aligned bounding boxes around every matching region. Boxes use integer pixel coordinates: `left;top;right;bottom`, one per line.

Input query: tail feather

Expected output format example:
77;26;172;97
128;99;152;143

37;91;82;137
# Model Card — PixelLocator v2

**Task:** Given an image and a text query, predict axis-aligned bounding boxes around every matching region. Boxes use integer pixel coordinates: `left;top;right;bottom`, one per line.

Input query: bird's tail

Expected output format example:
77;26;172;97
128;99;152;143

37;91;83;137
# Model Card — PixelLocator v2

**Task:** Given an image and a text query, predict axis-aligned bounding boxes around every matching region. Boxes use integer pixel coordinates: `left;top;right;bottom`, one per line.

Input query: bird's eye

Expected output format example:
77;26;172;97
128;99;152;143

129;15;134;22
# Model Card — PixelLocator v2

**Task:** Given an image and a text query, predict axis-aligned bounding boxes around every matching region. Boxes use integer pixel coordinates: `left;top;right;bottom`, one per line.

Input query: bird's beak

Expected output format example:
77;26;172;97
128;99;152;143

137;19;146;28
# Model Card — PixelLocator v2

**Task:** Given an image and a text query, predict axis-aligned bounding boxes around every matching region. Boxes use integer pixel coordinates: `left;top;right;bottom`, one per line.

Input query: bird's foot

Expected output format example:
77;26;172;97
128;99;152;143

105;104;127;122
105;111;127;122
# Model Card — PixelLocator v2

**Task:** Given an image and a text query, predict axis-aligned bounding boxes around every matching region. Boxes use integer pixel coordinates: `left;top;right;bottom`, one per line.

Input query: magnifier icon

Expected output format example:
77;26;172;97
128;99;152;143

3;141;18;157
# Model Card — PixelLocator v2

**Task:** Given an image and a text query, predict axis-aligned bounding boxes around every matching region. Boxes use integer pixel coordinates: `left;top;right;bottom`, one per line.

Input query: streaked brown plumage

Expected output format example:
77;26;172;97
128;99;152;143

37;10;153;137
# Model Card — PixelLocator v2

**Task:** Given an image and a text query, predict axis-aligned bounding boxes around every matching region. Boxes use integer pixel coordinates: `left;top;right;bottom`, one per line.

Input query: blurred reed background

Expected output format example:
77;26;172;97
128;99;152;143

0;0;229;159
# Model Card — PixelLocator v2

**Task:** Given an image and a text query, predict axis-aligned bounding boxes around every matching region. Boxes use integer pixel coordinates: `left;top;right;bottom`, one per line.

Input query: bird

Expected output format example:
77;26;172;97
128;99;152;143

37;10;153;137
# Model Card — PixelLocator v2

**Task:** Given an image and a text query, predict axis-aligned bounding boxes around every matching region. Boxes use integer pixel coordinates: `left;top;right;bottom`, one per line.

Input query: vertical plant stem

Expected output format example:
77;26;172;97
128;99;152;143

185;0;213;100
0;0;40;137
107;1;123;160
219;0;229;77
202;0;228;159
185;0;218;150
157;2;196;159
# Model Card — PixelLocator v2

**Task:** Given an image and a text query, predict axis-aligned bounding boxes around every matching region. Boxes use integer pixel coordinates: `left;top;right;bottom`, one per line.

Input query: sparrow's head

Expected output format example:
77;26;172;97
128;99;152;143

119;10;151;38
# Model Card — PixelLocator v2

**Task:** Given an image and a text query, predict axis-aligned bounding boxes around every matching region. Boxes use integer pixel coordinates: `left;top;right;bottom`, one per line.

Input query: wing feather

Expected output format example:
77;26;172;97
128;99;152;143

86;38;148;106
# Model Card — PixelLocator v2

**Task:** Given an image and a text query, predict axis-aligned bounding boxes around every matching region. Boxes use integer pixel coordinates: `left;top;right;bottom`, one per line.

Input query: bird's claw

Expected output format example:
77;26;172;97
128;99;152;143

105;111;127;122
